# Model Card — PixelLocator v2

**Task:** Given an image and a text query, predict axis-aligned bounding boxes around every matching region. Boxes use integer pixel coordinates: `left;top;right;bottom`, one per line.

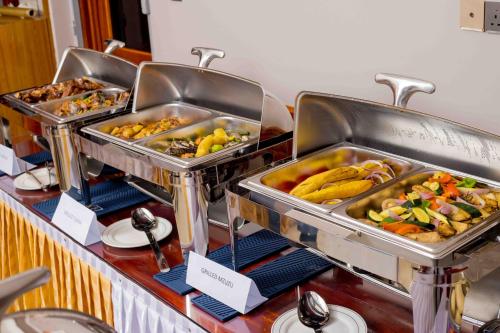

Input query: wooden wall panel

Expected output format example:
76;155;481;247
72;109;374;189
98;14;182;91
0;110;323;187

78;0;113;52
0;14;56;94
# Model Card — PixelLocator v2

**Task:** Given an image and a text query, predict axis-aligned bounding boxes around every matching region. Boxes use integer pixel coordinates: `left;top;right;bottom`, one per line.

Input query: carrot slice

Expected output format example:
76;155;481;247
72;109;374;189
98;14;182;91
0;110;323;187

395;224;422;235
383;222;403;232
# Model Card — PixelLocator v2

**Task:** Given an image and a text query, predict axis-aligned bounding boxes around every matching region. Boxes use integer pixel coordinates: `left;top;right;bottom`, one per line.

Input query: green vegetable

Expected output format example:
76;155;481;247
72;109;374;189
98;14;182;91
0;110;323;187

421;200;431;209
407;192;420;201
382;217;397;223
407;220;435;230
412;207;430;223
402;198;422;208
210;144;224;153
426;208;449;224
456;177;477;188
402;200;413;209
400;212;413;220
428;182;440;192
368;210;383;222
434;187;443;195
452;202;481;218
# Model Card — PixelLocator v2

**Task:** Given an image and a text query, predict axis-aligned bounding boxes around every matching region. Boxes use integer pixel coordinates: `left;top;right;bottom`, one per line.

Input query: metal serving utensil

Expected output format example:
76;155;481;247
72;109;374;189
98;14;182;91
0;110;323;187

25;170;48;192
298;291;330;333
131;208;170;273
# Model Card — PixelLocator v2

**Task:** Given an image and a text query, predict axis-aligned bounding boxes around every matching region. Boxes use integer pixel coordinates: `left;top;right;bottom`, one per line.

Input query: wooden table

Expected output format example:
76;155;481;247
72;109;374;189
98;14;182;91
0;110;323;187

0;173;420;333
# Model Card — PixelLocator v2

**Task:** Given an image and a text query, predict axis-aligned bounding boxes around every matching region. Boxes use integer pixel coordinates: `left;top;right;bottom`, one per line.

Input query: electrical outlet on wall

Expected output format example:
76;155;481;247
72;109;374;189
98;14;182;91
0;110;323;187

460;0;485;31
485;1;500;32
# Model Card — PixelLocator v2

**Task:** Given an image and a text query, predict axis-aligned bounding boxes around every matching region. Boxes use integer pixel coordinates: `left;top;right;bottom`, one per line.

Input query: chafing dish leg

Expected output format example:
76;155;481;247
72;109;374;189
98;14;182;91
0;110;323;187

169;171;209;263
46;124;80;193
0;117;9;146
226;189;242;271
229;217;240;271
410;266;468;333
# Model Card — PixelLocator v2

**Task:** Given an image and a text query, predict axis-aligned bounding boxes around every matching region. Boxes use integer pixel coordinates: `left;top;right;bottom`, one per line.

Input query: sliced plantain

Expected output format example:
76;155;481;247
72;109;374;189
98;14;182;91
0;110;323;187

290;167;359;197
300;179;373;203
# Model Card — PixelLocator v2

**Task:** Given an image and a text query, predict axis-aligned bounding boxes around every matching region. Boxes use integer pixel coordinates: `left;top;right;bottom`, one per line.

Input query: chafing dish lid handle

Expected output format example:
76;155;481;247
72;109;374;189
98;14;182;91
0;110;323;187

104;39;125;55
375;73;436;108
191;47;225;68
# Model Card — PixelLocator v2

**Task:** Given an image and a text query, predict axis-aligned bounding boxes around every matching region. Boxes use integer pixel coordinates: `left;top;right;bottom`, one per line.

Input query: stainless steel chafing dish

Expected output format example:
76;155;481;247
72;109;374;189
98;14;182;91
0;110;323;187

0;41;136;204
77;48;294;260
226;74;500;333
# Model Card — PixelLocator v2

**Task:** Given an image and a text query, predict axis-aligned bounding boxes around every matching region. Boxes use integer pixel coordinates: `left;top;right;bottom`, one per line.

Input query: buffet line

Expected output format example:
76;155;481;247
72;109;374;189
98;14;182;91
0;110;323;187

0;42;499;333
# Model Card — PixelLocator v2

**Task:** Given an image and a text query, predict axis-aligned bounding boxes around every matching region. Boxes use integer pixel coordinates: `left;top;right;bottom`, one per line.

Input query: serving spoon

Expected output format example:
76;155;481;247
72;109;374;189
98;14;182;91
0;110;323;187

131;208;170;273
298;291;330;333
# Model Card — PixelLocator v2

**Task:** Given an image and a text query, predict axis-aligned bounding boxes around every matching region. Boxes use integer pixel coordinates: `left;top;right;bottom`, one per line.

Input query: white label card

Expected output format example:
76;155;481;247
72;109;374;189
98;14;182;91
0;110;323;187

0;144;36;176
52;193;105;246
186;252;268;314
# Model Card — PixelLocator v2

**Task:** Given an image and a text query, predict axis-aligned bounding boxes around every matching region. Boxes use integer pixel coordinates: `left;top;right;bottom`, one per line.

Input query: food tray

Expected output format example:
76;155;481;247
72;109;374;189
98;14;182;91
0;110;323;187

243;143;418;214
3;77;124;107
339;168;500;248
81;102;215;146
137;116;261;168
35;87;127;122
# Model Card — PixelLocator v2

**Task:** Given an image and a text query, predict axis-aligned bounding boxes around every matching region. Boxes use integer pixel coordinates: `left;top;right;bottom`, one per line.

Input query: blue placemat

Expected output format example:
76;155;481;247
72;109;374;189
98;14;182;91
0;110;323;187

191;249;334;322
32;180;150;219
0;150;53;177
153;229;290;295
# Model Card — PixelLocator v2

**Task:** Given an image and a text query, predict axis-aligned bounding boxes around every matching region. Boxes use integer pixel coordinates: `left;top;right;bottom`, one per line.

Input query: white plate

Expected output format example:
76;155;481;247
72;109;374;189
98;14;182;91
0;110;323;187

14;167;58;191
271;305;367;333
101;217;172;248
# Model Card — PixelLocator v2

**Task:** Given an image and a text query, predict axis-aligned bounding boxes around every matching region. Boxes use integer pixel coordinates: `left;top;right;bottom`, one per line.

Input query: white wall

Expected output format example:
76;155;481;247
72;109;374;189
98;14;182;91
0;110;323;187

148;0;500;135
47;0;81;63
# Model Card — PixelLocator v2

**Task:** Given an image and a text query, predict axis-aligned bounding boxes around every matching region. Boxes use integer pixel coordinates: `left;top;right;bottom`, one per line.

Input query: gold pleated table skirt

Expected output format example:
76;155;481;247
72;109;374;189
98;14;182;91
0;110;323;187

0;200;114;327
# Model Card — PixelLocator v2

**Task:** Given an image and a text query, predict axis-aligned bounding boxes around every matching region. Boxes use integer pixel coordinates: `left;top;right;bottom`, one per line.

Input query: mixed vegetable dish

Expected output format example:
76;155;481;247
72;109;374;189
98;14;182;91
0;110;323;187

361;171;500;243
148;128;250;159
54;91;129;117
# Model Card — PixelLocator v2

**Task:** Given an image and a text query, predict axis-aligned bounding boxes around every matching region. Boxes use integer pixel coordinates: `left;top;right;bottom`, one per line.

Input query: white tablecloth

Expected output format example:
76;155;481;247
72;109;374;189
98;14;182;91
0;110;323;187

0;188;206;333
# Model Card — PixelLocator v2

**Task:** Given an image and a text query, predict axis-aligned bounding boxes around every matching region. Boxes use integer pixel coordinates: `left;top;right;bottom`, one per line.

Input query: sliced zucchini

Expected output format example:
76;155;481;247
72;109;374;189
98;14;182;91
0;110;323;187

452;202;481;218
368;210;383;222
402;200;414;209
426;208;448;223
400;212;413;220
412;207;430;223
428;182;441;192
407;192;420;201
380;206;407;218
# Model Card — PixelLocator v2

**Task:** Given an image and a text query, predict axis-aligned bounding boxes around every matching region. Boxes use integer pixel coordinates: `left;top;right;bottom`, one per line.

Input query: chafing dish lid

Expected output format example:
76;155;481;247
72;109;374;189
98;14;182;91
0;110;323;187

53;47;137;91
293;92;500;182
132;62;264;125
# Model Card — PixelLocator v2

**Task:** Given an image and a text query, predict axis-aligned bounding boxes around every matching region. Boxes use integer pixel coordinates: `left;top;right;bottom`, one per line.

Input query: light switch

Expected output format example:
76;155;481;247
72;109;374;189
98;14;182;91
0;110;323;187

460;0;485;31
